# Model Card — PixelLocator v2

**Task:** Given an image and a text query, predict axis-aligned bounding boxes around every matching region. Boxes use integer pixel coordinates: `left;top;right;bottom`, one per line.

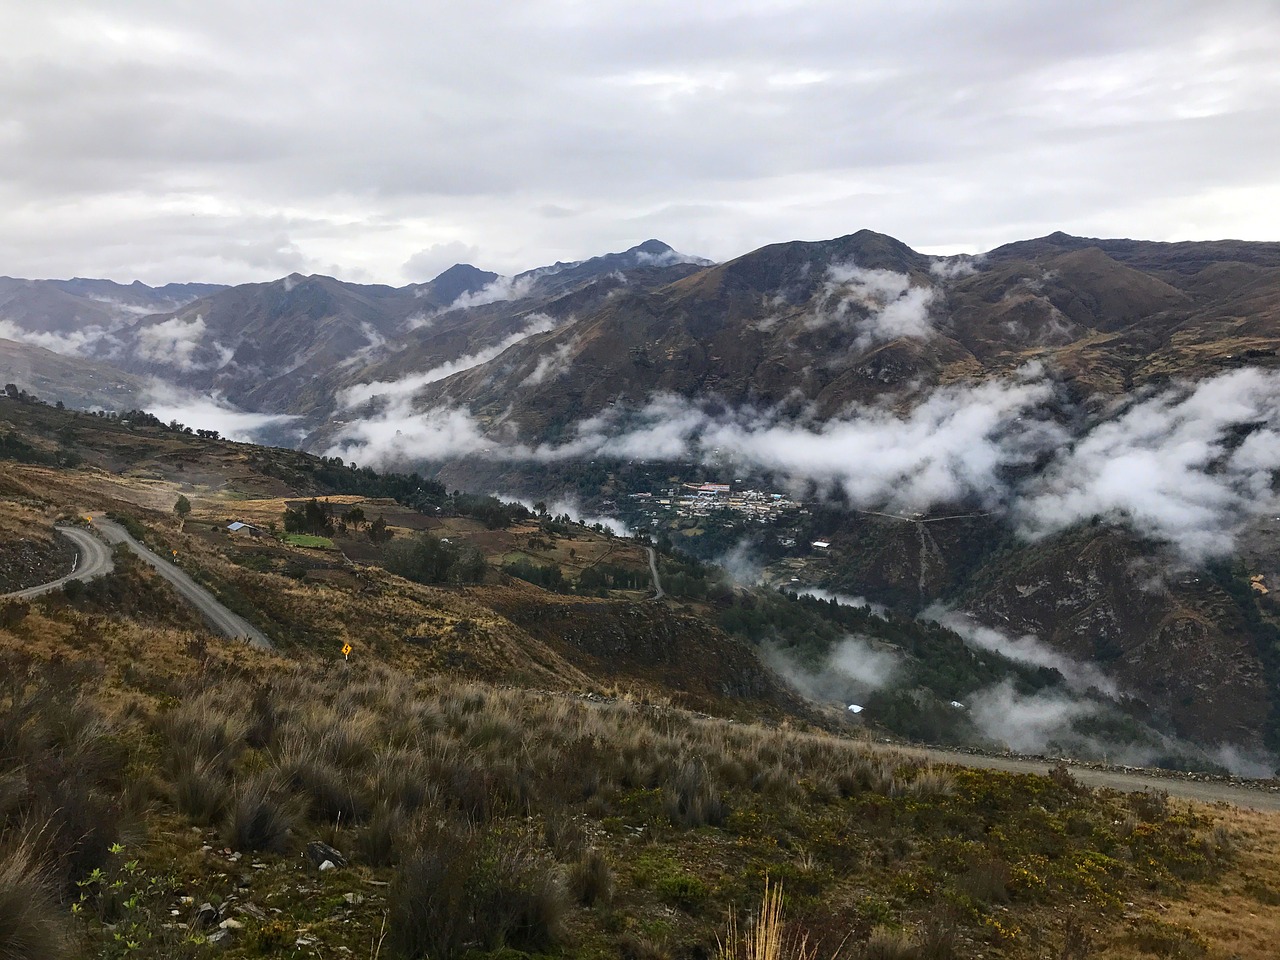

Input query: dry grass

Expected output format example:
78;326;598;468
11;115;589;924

1095;806;1280;960
1;601;1276;960
0;837;77;960
718;879;813;960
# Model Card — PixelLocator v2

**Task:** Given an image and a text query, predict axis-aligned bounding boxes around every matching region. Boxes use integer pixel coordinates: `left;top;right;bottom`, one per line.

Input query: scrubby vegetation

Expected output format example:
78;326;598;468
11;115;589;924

0;647;1243;959
385;532;487;585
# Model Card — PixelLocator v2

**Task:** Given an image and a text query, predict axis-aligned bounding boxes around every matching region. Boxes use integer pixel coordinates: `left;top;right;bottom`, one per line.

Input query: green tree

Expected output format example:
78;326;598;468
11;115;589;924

173;495;191;522
368;515;392;544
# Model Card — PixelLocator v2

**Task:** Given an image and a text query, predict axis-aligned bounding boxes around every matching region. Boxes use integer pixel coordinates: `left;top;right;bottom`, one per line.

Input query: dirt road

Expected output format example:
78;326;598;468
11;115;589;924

1;525;115;599
892;744;1280;812
647;546;665;600
93;518;272;650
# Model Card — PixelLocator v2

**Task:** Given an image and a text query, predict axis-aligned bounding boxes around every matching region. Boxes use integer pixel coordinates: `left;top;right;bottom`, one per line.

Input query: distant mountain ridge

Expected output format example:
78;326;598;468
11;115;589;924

0;239;710;417
0;228;1279;760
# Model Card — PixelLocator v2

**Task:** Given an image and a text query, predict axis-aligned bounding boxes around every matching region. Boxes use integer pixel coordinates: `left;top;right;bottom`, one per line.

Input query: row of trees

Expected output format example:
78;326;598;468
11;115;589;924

282;498;391;543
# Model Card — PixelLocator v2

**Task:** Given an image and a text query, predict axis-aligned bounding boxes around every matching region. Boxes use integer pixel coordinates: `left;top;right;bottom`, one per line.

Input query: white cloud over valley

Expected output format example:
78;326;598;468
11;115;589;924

328;366;1280;562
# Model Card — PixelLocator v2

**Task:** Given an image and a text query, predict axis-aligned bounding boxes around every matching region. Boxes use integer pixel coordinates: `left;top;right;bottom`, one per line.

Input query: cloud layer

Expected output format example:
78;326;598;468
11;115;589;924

328;365;1280;561
2;3;1278;283
1017;367;1280;561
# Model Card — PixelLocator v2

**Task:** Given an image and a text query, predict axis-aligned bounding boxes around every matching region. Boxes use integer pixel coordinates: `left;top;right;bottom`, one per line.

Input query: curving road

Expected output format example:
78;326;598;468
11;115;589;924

92;518;272;650
891;744;1280;813
2;525;115;599
646;546;665;601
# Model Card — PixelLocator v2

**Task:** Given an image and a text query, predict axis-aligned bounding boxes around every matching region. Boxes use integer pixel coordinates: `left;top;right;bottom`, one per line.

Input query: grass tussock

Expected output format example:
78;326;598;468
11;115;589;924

223;774;296;853
0;838;76;960
568;847;614;906
0;649;1249;960
389;823;568;960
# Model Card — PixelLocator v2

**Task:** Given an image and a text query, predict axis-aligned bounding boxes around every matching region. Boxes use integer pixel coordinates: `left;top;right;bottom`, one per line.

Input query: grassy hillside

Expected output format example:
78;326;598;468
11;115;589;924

3;395;1280;959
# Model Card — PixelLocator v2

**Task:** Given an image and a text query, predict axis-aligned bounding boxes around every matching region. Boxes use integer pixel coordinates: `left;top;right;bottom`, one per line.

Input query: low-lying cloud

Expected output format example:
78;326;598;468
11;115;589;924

135;315;233;371
1017;367;1280;561
924;606;1119;697
497;493;635;538
767;635;901;706
966;680;1101;755
328;375;1063;518
929;254;982;280
520;337;577;388
795;587;889;619
0;318;120;357
448;275;534;310
812;262;937;347
141;380;299;443
329;365;1280;562
339;313;558;409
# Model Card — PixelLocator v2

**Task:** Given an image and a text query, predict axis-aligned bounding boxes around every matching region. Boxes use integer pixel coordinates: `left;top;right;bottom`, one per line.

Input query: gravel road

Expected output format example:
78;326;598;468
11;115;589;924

647;546;665;600
93;518;272;650
1;525;115;599
891;744;1280;812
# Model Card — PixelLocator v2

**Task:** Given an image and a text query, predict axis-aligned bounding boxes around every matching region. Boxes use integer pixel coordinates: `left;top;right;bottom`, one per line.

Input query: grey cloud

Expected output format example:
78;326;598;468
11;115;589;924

402;241;483;281
0;2;1276;283
1017;368;1280;562
140;380;300;442
966;680;1101;756
448;276;535;310
0;319;119;357
809;263;936;347
924;606;1119;697
330;365;1279;562
328;373;1065;514
338;313;558;410
766;635;901;706
497;493;635;538
520;337;578;388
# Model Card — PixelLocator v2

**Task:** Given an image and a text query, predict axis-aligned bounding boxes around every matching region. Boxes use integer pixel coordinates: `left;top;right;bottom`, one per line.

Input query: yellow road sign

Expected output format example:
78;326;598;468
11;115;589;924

342;642;352;659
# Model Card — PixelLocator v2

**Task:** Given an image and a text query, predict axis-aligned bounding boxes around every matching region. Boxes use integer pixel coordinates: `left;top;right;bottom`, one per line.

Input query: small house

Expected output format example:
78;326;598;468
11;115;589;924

226;521;265;538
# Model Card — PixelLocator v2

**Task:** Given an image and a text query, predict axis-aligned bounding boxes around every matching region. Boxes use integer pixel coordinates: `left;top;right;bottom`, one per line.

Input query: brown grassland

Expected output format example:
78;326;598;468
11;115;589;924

2;403;1280;959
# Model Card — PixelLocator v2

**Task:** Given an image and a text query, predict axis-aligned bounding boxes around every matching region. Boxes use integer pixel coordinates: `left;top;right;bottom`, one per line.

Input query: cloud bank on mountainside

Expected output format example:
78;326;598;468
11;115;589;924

327;366;1280;562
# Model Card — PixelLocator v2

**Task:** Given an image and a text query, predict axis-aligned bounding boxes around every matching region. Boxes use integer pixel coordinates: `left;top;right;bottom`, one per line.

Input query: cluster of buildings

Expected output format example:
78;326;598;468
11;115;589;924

627;481;802;524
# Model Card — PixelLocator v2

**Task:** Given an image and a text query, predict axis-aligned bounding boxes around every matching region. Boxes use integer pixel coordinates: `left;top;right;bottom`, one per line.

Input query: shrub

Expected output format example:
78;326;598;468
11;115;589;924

958;859;1010;904
915;919;958;960
663;759;726;828
223;775;295;853
1118;919;1207;959
0;839;76;960
569;848;614;906
389;825;568;960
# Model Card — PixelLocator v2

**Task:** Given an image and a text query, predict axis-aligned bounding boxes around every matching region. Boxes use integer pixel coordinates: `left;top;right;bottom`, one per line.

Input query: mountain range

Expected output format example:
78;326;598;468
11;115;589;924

1;229;1278;763
5;230;1278;441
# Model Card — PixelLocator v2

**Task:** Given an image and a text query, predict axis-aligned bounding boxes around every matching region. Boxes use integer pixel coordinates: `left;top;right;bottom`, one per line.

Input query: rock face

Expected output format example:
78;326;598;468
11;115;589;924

0;531;75;593
966;530;1271;747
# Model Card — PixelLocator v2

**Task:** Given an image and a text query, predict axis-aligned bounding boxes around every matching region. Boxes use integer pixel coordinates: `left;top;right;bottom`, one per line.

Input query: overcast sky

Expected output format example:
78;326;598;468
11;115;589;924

2;0;1278;285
